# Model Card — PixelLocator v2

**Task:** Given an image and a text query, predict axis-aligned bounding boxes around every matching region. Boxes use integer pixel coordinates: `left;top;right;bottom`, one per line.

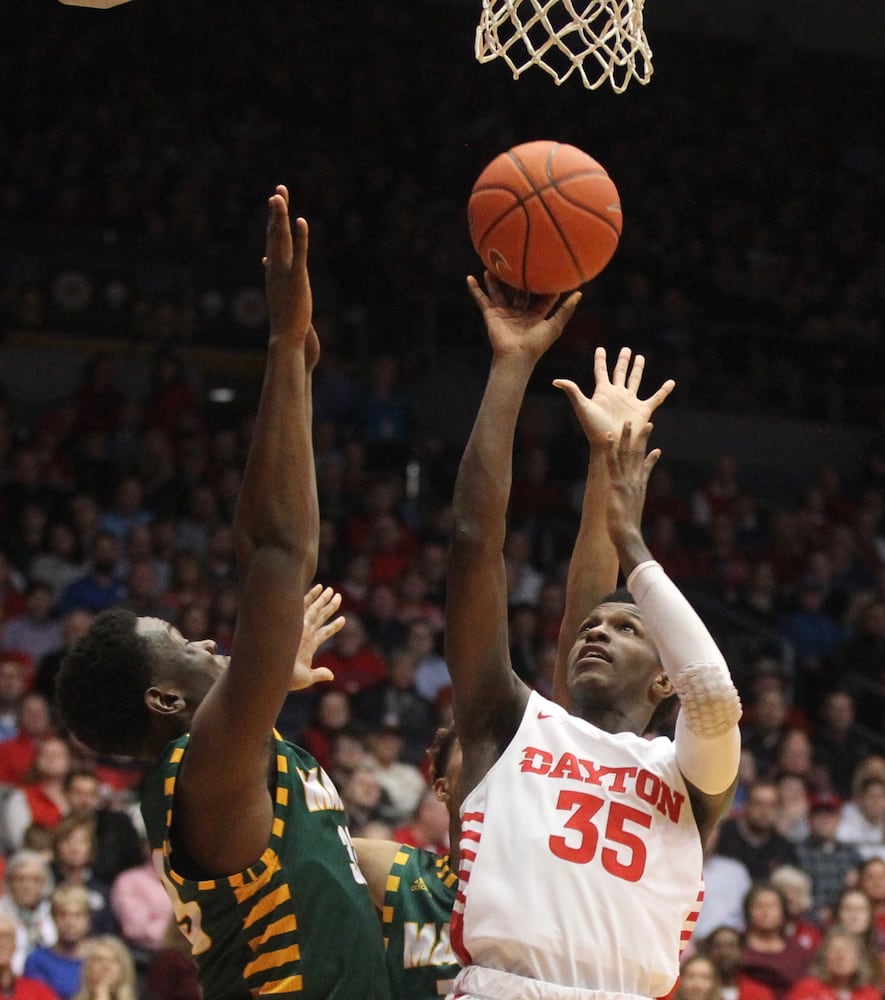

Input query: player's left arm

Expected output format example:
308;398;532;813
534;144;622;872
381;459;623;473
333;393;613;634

605;423;742;846
178;188;319;874
552;349;674;709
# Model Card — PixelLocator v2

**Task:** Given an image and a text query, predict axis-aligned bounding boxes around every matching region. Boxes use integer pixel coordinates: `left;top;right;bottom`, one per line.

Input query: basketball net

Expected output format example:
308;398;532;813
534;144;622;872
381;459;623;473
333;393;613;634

475;0;653;93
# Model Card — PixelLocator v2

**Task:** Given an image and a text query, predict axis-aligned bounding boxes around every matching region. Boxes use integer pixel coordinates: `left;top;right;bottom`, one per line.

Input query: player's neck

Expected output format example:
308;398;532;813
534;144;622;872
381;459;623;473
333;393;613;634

574;702;646;736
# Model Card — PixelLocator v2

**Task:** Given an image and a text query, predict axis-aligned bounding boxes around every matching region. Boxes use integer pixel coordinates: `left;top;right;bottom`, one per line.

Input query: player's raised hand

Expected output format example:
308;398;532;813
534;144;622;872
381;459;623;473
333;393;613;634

263;185;316;362
604;420;660;550
553;346;675;447
289;584;343;691
467;271;581;361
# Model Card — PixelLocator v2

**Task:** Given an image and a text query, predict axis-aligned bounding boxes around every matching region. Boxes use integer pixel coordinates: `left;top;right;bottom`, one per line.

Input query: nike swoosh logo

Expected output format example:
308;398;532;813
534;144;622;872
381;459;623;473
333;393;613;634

537;712;553;719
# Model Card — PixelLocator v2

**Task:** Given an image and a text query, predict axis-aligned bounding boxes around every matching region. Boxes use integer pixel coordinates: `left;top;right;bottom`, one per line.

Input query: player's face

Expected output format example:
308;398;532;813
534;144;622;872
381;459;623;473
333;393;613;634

566;602;661;698
136;616;227;703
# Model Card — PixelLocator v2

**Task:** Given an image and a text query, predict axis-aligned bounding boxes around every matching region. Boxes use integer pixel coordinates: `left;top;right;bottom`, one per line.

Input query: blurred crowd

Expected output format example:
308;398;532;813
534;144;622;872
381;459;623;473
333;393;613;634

1;1;884;424
1;0;885;998
0;325;885;998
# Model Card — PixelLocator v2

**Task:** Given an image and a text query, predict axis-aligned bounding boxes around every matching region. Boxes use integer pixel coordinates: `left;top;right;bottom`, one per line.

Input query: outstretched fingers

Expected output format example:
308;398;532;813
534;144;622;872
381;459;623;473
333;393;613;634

626;352;645;394
263;186;293;268
551;289;582;328
610;346;632;388
291;215;309;270
303;584;342;623
593;346;612;387
643;377;677;413
552;377;588;412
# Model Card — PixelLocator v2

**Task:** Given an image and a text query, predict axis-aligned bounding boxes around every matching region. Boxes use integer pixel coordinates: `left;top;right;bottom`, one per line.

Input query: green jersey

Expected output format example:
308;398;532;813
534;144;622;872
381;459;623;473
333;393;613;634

141;732;390;1000
381;846;459;1000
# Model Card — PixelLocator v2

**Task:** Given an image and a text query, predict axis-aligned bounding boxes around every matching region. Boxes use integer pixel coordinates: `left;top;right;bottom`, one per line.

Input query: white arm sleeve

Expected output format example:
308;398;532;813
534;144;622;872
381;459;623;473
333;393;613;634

627;560;742;795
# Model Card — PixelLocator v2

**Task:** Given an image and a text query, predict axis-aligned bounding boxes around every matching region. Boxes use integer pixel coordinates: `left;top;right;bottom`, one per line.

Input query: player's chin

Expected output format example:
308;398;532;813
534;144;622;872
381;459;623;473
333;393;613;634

568;664;609;690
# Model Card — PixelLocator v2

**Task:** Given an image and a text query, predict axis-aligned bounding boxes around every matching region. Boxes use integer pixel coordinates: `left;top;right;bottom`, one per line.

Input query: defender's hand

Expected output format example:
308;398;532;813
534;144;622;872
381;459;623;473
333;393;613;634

290;585;342;691
263;185;313;347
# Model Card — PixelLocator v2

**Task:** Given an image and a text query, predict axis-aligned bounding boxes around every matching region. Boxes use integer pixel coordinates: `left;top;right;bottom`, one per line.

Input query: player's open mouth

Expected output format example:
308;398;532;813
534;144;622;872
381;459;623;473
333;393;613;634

577;644;611;664
575;646;612;668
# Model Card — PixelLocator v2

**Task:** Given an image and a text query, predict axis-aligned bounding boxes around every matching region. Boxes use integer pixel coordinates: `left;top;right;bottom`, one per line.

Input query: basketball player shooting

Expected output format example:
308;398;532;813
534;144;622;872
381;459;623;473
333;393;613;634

444;271;743;1000
352;317;679;1000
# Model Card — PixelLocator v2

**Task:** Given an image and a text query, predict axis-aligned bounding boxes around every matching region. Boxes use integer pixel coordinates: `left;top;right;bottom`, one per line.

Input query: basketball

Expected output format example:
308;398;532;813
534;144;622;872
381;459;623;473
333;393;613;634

468;140;622;295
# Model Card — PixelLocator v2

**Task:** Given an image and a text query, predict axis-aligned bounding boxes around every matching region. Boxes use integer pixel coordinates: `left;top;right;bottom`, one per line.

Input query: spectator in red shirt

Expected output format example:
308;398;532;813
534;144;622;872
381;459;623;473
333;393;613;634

366;514;414;587
785;927;880;1000
740;883;811;999
315;613;387;697
391;789;449;857
3;738;72;852
0;913;59;1000
0;694;55;788
769;866;822;954
674;955;723;1000
702;925;777;1000
299;689;355;774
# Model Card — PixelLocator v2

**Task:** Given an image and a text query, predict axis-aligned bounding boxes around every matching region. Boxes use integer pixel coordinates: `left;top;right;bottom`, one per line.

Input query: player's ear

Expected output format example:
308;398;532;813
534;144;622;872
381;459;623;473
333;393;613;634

145;686;186;716
652;671;674;702
433;777;449;802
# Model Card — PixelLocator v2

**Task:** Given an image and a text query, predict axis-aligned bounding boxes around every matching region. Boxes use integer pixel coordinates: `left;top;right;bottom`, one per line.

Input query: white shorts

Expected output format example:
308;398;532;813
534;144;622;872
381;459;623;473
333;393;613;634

450;966;651;1000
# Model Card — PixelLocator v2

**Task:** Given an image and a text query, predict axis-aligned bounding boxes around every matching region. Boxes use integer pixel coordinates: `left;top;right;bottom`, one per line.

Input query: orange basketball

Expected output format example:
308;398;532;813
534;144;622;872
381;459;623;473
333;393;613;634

468;140;622;294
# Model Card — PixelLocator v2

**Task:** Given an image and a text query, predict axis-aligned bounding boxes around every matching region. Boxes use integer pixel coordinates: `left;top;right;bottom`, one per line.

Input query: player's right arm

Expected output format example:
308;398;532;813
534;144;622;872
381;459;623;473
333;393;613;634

175;187;320;874
446;275;580;782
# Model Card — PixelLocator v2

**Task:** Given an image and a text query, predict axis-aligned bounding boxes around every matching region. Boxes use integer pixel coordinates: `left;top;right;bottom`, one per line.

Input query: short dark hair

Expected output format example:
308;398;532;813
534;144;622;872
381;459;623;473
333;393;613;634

597;587;636;606
426;726;457;784
56;608;153;756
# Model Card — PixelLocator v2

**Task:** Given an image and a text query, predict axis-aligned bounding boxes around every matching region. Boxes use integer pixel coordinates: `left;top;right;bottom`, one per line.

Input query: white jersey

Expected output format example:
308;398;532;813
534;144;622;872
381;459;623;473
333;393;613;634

451;690;704;1000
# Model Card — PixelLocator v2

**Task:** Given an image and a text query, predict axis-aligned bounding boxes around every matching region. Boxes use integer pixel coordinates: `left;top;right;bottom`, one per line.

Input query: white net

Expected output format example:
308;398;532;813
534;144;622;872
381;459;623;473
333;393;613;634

475;0;653;93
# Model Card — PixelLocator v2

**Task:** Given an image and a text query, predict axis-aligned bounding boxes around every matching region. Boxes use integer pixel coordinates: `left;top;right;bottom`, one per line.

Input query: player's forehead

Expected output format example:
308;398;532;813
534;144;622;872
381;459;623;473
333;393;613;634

136;616;183;645
578;602;642;629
